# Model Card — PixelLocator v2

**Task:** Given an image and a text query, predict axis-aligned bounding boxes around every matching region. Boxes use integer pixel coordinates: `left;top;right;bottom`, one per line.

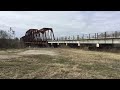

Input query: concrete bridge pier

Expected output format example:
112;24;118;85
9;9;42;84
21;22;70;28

51;43;53;46
66;43;68;46
78;43;80;46
96;43;99;47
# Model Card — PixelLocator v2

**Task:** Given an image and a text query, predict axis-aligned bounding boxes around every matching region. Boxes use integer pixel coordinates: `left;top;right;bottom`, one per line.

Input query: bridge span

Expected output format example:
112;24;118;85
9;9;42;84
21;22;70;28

21;28;120;48
48;38;120;48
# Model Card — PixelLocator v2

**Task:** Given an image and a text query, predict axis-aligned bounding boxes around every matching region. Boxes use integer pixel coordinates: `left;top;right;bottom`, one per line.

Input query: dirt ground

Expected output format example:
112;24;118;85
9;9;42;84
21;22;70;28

18;50;57;56
0;49;57;60
0;48;120;79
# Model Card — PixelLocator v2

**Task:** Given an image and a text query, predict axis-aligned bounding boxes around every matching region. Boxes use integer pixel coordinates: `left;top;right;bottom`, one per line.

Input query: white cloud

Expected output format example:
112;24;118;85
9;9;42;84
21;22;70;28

0;11;120;38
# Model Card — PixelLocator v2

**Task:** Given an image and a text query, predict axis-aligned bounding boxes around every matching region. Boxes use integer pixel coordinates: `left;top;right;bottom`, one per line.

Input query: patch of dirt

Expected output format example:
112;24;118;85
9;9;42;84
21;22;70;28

0;55;20;60
18;50;57;56
0;49;57;60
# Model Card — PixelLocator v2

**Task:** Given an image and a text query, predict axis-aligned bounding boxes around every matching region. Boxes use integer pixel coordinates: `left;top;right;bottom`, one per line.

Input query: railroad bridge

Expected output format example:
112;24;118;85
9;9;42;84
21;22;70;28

21;28;120;48
48;38;120;48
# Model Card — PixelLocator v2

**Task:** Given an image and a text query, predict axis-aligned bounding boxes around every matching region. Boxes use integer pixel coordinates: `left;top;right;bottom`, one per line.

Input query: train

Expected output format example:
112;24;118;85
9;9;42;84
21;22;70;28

20;28;55;47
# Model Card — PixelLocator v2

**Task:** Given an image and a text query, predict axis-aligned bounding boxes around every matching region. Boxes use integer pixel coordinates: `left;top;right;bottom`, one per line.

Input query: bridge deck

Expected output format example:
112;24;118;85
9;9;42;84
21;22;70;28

48;38;120;44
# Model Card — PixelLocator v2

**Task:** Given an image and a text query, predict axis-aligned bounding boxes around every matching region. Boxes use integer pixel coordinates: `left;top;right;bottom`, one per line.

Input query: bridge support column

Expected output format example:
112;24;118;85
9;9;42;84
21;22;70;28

96;43;99;47
51;43;53;46
66;43;68;46
78;43;80;46
57;43;59;45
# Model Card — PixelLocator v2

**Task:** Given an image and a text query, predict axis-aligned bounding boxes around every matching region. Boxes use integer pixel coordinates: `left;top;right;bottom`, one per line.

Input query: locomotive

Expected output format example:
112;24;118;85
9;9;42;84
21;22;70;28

20;28;55;47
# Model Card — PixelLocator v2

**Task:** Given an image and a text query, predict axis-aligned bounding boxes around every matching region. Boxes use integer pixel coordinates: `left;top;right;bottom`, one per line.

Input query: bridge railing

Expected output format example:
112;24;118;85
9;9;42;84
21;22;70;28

54;30;120;41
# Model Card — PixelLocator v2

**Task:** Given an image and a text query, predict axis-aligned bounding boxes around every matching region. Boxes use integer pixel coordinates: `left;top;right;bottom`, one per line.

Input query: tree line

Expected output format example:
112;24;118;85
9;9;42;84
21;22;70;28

0;30;25;49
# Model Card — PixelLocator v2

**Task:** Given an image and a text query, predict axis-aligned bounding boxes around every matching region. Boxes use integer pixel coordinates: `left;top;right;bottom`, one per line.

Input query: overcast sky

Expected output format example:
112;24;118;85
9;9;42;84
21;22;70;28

0;11;120;38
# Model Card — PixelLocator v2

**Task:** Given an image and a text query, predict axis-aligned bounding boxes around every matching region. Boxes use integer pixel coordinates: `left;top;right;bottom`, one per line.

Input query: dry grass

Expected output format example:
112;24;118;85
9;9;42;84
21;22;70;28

0;48;120;79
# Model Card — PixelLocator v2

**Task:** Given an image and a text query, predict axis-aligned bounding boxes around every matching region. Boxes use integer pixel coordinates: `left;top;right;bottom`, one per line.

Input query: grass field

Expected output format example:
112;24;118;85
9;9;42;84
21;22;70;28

0;48;120;79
